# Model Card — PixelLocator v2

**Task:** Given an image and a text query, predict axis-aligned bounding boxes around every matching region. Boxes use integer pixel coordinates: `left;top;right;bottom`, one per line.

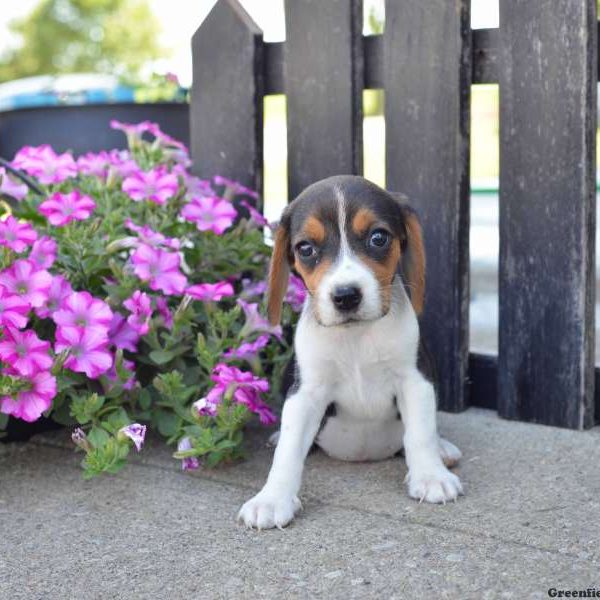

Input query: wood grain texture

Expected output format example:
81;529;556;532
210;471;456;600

384;0;471;412
498;0;597;428
190;0;264;194
285;0;363;199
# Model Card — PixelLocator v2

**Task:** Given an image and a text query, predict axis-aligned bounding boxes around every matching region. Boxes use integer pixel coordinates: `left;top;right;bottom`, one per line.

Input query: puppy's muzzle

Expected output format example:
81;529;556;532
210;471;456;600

331;285;362;312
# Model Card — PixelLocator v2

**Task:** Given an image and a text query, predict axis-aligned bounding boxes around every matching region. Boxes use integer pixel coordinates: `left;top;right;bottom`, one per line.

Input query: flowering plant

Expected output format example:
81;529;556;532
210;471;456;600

0;120;305;478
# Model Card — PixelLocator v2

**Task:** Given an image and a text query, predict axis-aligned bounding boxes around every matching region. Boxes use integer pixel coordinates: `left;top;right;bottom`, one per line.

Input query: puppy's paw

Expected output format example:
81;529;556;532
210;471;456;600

439;437;462;468
406;465;463;504
237;491;302;530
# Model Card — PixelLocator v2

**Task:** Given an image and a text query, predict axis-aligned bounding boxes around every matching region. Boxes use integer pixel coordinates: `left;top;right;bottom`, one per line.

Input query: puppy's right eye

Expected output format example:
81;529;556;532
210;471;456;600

296;241;315;258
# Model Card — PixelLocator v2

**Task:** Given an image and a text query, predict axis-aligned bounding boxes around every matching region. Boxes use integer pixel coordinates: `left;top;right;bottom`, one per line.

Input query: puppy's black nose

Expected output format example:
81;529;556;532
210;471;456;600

332;286;362;312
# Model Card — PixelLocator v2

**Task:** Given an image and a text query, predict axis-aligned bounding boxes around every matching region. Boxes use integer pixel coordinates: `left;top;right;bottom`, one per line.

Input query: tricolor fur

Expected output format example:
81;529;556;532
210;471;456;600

239;176;463;530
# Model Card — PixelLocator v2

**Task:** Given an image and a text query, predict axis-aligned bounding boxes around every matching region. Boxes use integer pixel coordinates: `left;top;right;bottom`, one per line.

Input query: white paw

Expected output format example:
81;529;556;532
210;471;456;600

406;464;463;504
237;491;302;530
439;437;462;468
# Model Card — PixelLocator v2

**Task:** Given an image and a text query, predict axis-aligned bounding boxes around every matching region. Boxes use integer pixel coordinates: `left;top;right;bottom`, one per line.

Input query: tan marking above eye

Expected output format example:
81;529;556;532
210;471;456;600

300;215;326;245
352;208;377;237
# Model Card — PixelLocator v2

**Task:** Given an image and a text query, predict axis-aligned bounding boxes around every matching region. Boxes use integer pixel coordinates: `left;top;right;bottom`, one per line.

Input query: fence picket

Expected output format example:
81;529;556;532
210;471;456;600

498;0;597;428
190;0;264;195
285;0;363;199
384;0;472;412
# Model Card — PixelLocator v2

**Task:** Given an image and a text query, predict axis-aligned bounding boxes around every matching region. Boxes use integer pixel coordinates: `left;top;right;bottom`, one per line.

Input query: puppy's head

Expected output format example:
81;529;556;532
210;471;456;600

267;176;425;327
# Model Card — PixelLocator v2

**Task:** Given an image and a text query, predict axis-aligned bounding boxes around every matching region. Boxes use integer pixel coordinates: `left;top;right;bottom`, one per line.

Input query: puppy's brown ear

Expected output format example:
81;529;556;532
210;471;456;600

400;206;426;315
267;214;292;326
388;194;426;316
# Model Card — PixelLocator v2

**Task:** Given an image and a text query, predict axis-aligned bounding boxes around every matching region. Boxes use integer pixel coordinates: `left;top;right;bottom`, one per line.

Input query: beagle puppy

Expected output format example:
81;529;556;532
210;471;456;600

238;175;463;529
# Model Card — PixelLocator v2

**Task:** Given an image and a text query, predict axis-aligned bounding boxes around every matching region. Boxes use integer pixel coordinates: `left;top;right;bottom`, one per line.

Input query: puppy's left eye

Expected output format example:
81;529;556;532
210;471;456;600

368;229;390;249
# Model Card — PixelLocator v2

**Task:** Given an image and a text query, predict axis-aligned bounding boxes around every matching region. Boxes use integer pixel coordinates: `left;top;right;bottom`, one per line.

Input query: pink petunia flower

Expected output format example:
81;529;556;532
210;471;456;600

122;167;178;205
103;358;136;393
0;260;52;308
53;291;113;339
0;286;30;329
77;151;111;178
193;389;221;417
213;175;259;200
12;145;77;185
0;327;52;377
223;334;270;361
182;173;214;201
208;363;275;425
124;219;180;250
110;120;157;144
186;281;234;302
181;196;237;235
131;244;187;295
118;423;146;451
107;150;139;179
0;370;57;422
240;278;267;299
38;190;96;227
177;436;200;471
108;313;140;352
123;290;152;335
55;327;112;379
0;216;37;253
237;299;282;340
286;274;307;312
240;200;270;228
0;168;28;201
35;275;72;319
155;297;173;329
29;236;57;269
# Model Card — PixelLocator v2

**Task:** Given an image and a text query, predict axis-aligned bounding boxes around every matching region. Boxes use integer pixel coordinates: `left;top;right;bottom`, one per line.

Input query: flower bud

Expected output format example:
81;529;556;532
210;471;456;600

71;428;92;452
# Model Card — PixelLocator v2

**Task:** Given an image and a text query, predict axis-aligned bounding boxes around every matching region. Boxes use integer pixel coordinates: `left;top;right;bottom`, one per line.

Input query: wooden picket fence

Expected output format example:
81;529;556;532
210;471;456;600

190;0;598;429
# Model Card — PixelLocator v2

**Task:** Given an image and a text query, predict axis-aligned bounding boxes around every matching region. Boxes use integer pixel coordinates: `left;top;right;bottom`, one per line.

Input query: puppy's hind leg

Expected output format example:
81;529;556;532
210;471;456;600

439;437;462;468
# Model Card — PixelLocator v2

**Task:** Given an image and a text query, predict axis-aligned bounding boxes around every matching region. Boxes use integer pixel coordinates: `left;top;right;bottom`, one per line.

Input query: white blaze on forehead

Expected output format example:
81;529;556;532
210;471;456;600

334;184;351;260
312;185;383;326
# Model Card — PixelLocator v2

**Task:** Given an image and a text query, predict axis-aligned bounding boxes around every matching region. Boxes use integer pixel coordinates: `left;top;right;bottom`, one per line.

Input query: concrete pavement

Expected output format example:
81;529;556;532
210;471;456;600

2;407;600;599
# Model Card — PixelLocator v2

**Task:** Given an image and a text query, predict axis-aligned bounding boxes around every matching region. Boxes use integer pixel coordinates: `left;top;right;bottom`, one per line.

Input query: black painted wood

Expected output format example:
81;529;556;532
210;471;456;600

472;29;499;84
498;0;596;429
262;29;501;95
190;0;264;194
467;353;498;410
285;0;363;199
384;1;471;412
264;42;284;95
364;34;383;89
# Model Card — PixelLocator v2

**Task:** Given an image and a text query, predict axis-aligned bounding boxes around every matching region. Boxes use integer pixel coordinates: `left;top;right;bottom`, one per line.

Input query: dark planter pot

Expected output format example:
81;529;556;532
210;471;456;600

1;102;189;442
0;102;189;159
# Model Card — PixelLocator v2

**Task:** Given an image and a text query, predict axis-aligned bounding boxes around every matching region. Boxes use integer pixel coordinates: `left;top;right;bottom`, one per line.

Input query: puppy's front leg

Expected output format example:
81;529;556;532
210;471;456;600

238;387;327;529
397;373;463;504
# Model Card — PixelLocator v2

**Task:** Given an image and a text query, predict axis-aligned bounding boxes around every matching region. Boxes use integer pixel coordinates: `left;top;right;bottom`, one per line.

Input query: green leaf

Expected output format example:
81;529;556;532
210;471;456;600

153;409;179;437
149;349;178;365
139;388;152;411
87;426;110;449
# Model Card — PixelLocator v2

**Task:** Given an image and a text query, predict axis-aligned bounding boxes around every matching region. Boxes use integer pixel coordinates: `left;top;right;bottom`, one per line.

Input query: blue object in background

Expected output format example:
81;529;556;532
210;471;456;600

0;74;135;112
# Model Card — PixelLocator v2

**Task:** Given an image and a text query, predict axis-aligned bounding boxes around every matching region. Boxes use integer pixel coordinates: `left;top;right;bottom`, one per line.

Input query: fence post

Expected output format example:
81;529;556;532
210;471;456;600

190;0;264;195
384;1;471;412
285;0;363;199
498;0;597;428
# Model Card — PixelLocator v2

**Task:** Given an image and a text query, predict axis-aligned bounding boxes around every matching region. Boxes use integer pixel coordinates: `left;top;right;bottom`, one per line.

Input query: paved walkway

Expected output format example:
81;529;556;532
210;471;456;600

2;408;599;599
